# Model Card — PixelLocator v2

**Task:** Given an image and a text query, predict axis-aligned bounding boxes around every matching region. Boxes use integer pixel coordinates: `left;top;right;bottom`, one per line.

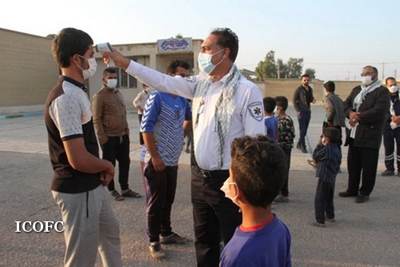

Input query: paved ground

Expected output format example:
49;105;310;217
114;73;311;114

0;106;399;267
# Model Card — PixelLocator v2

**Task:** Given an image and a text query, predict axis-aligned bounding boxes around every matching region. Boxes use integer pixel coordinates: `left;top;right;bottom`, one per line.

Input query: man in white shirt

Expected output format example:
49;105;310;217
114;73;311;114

103;28;265;267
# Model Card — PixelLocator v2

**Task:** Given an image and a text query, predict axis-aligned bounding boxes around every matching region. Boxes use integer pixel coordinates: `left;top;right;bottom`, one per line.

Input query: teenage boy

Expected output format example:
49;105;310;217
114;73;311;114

141;59;192;259
220;135;292;267
44;27;121;267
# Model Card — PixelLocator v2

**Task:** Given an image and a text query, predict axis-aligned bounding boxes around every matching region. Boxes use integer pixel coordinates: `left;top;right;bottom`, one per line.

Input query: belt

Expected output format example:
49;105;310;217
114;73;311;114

198;167;229;179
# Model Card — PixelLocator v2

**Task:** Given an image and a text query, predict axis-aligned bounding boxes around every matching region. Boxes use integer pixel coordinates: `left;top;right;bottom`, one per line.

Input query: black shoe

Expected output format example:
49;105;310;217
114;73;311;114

355;194;369;203
381;170;395;176
296;142;302;150
301;146;307;153
338;191;358;198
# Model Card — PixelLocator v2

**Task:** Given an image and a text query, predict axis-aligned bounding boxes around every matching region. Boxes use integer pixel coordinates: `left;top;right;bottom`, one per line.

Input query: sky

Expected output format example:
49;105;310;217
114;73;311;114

2;0;399;81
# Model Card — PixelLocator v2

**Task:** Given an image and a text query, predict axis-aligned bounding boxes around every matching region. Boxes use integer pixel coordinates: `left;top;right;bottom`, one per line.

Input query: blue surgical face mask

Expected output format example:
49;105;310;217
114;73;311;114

197;49;224;74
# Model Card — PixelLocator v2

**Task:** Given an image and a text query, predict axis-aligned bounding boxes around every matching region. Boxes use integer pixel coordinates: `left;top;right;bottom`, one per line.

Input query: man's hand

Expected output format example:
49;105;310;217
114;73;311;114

151;156;166;172
312;98;316;104
99;161;115;186
392;115;400;126
101;49;130;69
349;111;360;127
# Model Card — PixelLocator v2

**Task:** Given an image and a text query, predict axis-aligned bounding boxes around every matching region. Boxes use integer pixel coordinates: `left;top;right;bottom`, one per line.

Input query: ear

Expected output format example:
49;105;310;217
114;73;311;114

222;48;230;59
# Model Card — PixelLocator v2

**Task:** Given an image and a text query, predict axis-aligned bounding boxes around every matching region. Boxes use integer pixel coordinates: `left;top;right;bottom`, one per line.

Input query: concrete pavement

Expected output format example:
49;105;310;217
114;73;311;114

0;106;399;266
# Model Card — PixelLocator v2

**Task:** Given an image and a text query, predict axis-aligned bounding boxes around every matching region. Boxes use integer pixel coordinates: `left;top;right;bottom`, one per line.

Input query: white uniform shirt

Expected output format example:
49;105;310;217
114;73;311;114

126;61;265;170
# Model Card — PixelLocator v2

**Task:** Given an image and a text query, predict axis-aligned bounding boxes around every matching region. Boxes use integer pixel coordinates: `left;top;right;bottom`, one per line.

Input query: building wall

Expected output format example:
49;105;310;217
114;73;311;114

0;28;59;114
263;78;360;103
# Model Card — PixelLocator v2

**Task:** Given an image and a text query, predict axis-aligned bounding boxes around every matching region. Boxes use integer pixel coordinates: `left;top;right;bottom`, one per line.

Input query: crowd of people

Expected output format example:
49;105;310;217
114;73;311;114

44;26;394;267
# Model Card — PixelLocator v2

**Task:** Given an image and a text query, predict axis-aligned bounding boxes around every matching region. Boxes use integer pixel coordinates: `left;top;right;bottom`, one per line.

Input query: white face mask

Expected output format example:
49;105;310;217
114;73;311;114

106;78;118;89
197;49;224;74
78;56;97;80
388;85;398;93
321;137;327;146
361;76;373;86
220;178;239;206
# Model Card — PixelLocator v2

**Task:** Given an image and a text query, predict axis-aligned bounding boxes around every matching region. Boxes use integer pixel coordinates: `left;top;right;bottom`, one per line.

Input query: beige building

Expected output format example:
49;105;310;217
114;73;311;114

0;27;388;115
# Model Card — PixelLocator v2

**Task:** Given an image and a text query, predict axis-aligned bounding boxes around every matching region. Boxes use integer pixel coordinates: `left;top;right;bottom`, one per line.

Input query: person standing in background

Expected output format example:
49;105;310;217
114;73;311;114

133;83;151;146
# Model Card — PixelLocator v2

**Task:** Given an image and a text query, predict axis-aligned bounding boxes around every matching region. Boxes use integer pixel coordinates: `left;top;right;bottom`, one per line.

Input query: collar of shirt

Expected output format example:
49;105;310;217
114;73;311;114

62;76;87;92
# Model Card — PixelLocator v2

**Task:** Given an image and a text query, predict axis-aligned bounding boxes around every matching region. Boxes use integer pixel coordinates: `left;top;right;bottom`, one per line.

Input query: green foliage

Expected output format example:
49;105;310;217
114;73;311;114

255;51;316;80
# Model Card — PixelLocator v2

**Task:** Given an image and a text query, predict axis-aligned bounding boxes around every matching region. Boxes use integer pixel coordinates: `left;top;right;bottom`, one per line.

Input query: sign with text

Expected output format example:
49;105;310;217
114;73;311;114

157;38;192;53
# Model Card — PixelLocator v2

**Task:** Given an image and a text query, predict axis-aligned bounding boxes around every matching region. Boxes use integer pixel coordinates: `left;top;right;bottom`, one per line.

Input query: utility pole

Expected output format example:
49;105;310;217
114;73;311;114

395;69;397;79
277;60;280;79
382;62;385;80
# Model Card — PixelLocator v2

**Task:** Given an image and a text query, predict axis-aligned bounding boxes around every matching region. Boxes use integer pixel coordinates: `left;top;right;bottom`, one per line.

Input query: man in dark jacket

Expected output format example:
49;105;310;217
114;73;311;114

381;77;400;176
293;74;316;153
339;66;390;203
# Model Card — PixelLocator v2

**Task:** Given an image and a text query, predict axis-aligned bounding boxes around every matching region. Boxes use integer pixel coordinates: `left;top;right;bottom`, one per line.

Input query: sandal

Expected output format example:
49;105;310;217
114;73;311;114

121;189;142;198
110;190;124;201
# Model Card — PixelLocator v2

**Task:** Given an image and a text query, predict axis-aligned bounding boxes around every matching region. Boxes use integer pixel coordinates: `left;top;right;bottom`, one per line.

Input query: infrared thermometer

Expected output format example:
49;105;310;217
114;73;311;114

95;42;115;67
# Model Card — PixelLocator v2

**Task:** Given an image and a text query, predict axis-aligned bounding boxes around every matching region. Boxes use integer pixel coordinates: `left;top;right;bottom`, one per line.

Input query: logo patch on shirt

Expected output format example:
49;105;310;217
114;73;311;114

184;76;196;83
248;101;263;121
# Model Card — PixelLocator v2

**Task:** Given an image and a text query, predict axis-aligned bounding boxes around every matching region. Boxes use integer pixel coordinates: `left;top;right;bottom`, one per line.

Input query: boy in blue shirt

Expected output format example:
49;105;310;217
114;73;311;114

263;97;278;141
220;135;292;267
141;60;192;258
310;127;342;227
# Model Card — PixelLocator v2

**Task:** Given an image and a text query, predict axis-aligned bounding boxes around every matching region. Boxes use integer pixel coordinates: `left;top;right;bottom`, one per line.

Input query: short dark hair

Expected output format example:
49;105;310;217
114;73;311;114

323;127;341;145
103;67;116;77
263;97;276;113
363;65;378;74
300;74;309;79
52;28;93;68
324;81;335;92
385;76;396;85
166;59;190;74
274;96;288;111
230;135;286;208
210;28;239;62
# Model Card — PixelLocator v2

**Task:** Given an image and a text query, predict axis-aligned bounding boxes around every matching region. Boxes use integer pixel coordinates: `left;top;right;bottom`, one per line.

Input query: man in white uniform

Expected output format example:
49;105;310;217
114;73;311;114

103;28;265;267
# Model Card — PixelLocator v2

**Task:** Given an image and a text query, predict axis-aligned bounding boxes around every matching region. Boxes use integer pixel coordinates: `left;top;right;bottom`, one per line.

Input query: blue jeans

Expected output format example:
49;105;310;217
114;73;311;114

297;110;311;147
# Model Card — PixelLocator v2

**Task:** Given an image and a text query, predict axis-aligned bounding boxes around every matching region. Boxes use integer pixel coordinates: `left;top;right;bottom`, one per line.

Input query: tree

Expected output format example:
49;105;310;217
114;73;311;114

304;68;316;79
255;50;277;81
285;58;303;78
255;51;307;80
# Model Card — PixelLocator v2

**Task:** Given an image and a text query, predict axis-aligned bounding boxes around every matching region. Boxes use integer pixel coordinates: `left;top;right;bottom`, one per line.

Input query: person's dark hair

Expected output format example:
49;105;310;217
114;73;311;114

263;97;276;113
300;74;309;79
210;28;239;62
323;127;340;145
166;59;190;74
52;28;93;68
103;67;116;77
324;81;335;92
274;96;288;111
230;135;286;208
363;65;378;74
385;76;396;85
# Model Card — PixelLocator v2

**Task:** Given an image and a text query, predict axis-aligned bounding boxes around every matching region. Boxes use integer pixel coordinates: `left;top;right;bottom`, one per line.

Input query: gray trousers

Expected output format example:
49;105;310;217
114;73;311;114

52;185;122;267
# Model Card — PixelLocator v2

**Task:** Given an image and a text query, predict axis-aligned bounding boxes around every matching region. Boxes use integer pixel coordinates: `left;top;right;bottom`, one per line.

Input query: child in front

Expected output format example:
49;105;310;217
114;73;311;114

220;135;292;267
310;127;342;227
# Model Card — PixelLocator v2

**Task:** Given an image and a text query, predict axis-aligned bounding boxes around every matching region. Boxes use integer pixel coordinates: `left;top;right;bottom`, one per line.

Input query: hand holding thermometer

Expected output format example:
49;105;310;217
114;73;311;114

95;42;115;67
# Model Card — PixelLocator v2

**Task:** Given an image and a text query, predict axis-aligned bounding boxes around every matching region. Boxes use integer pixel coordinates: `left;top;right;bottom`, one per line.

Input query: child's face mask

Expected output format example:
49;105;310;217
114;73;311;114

220;178;239;206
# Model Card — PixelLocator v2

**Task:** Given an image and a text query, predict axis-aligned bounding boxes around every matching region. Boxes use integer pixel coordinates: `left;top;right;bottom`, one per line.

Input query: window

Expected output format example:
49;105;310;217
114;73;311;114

116;58;137;88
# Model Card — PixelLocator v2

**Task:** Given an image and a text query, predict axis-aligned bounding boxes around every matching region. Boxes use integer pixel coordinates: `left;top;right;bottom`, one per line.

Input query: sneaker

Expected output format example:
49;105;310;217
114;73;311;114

149;242;165;259
309;221;326;228
326;218;336;223
381;170;395;176
301;146;308;153
185;148;190;154
160;232;186;244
